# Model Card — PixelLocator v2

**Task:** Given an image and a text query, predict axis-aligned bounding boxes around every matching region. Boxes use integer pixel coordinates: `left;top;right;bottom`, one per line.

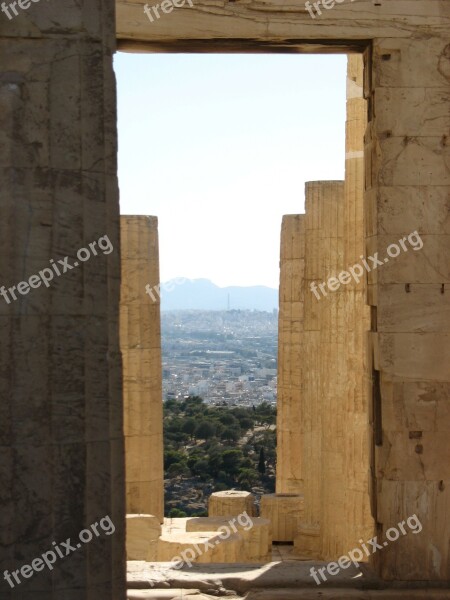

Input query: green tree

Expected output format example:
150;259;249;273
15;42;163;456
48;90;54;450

164;449;186;470
221;427;240;443
213;422;225;438
195;421;215;440
214;481;229;492
218;413;238;427
240;457;254;469
187;453;202;473
237;468;259;489
238;417;254;432
254;402;277;428
182;417;197;439
230;408;251;420
192;458;210;479
221;449;243;477
164;431;189;448
168;507;187;517
181;396;205;415
163;398;181;415
164;417;182;433
254;430;277;465
167;462;188;477
208;448;223;477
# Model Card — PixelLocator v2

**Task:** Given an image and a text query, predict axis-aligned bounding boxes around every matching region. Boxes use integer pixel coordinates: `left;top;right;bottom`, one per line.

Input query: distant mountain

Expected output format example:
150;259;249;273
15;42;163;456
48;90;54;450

160;278;278;312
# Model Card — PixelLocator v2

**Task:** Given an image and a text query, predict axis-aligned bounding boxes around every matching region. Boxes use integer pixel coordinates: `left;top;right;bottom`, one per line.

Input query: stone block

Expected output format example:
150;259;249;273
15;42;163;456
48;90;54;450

381;380;450;433
375;136;450;188
260;494;304;542
365;186;450;238
377;332;450;382
158;530;245;564
280;215;305;261
186;516;271;562
208;491;256;518
376;284;450;333
366;234;450;285
373;37;450;89
377;480;450;580
377;430;450;481
293;524;321;559
373;87;450;137
126;514;161;561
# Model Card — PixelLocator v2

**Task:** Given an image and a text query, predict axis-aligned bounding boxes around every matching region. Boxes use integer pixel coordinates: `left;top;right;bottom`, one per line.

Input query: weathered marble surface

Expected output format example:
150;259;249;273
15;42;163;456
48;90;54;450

2;0;449;594
121;216;164;523
127;514;162;561
0;1;125;598
260;494;304;543
208;491;257;518
127;560;450;598
116;0;448;48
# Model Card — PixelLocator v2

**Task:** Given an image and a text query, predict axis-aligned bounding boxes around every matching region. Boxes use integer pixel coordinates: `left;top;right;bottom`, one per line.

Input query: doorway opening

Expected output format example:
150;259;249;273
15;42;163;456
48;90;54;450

115;49;374;581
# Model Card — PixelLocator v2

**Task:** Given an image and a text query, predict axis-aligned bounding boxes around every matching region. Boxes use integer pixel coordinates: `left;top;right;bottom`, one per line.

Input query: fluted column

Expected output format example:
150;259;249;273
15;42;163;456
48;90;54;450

341;53;374;556
276;215;305;495
120;216;164;523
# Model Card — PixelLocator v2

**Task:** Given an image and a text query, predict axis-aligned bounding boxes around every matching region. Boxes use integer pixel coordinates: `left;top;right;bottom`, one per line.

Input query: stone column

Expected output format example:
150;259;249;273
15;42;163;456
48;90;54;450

276;215;305;495
341;54;374;555
307;181;345;561
301;181;325;543
314;55;375;563
366;36;450;581
120;216;164;523
293;181;343;557
0;0;125;597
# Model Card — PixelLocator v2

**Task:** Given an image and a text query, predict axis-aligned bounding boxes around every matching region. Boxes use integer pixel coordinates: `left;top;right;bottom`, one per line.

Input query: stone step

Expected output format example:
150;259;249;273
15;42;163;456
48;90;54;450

186;516;271;562
128;560;450;600
244;590;450;600
127;587;450;600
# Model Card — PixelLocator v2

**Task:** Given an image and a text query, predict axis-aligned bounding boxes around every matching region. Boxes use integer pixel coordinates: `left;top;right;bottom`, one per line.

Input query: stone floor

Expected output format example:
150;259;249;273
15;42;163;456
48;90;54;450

127;554;450;600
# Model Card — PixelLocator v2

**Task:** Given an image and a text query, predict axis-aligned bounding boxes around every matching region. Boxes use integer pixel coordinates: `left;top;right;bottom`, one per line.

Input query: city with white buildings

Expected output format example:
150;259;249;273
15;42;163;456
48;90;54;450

161;310;278;407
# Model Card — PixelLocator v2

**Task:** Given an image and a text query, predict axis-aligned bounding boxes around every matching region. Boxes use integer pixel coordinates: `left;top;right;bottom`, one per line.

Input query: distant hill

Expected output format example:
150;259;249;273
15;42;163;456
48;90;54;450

160;278;278;312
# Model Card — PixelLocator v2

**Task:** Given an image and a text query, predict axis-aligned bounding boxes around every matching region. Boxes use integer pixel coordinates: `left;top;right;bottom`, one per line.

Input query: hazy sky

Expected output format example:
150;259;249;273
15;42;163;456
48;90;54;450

114;53;347;288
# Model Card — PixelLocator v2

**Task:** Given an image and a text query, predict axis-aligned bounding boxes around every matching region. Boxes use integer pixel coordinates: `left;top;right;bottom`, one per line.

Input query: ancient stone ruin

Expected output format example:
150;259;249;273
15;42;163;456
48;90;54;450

1;0;449;598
